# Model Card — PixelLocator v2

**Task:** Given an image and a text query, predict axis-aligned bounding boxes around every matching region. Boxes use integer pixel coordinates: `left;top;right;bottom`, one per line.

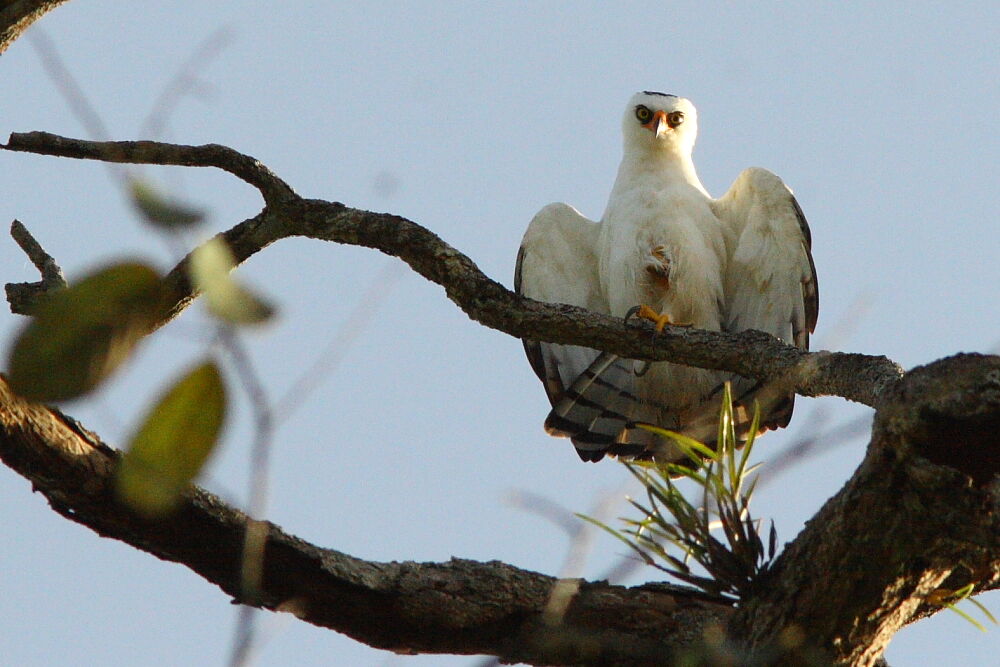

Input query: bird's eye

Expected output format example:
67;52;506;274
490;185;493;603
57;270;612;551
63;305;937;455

635;105;652;123
667;111;685;127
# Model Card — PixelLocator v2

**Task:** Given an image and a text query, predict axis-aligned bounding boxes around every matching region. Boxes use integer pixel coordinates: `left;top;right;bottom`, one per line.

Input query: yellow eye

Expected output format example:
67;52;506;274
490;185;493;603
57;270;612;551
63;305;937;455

667;111;685;127
635;105;652;123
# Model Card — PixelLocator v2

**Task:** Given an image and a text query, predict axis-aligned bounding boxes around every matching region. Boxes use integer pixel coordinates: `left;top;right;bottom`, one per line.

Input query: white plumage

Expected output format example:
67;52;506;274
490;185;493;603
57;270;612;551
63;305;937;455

516;91;818;462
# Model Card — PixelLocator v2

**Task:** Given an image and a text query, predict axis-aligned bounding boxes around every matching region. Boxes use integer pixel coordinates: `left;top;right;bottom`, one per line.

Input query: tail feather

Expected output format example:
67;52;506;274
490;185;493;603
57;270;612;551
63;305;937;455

546;352;798;463
546;352;666;461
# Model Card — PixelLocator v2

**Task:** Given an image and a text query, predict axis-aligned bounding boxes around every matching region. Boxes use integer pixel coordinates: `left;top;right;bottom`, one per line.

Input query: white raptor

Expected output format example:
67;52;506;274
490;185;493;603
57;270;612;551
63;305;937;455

516;91;818;462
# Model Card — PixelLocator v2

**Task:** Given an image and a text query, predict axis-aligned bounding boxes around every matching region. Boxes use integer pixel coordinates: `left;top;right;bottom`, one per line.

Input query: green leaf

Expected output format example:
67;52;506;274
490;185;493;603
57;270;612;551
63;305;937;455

7;262;163;402
189;237;275;325
130;179;206;228
946;602;989;633
736;400;762;481
116;360;227;517
718;381;736;458
638;423;720;463
966;596;999;626
599;385;781;600
575;513;655;565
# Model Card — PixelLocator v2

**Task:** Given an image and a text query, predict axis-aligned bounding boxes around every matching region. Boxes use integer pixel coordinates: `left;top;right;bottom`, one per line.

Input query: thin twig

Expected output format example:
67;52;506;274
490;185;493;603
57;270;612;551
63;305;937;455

5;219;67;313
274;259;406;421
27;28;130;184
3;132;296;205
28;28;111;142
508;482;630;625
758;413;873;484
9;219;65;287
506;491;581;537
139;27;233;141
217;326;275;667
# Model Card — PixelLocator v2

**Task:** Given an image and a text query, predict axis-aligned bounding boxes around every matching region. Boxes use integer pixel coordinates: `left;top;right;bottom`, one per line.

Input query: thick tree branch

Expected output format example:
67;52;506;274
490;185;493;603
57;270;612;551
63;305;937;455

1;131;903;408
1;352;996;665
0;376;729;665
3;9;996;666
731;353;1000;665
2;129;999;665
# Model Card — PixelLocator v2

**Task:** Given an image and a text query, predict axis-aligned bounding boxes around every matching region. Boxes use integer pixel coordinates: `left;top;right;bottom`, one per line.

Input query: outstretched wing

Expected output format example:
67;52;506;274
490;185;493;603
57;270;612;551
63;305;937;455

516;204;668;462
516;202;605;406
712;167;819;430
515;204;622;460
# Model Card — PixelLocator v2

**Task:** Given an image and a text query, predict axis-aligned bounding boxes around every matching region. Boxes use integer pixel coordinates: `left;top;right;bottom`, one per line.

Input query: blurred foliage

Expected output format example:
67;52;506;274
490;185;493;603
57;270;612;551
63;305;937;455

5;180;273;518
190;236;274;325
130;178;205;228
7;261;163;402
116;359;226;517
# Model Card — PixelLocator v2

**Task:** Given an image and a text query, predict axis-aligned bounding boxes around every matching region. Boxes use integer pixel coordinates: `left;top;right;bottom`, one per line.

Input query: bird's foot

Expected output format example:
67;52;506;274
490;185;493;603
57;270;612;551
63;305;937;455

645;245;671;287
627;304;692;333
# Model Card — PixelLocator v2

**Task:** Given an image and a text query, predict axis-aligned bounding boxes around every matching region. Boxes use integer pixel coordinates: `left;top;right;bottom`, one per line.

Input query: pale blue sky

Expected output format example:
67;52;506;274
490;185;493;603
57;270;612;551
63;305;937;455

1;2;997;665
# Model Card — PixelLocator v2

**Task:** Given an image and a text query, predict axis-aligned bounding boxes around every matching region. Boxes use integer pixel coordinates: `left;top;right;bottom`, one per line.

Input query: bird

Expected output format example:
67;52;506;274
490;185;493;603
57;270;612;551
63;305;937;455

515;91;818;462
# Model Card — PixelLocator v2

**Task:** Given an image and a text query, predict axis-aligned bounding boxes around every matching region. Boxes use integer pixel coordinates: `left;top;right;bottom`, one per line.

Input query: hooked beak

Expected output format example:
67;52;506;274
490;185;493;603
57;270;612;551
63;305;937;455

642;110;670;138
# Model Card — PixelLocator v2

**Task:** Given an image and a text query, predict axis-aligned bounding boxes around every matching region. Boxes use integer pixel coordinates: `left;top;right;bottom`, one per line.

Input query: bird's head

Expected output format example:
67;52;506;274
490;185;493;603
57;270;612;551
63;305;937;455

622;91;698;157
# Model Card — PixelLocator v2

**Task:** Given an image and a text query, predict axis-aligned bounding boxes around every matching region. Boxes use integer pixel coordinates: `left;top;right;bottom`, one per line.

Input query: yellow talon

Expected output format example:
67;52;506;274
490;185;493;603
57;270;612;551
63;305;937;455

635;304;692;332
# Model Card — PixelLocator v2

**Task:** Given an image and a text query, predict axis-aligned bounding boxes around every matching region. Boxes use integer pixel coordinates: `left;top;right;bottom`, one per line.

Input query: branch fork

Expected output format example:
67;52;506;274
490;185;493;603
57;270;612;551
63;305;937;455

2;129;998;666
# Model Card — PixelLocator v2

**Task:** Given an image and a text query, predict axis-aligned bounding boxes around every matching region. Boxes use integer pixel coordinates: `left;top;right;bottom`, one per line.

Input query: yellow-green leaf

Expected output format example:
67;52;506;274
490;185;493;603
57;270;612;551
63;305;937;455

637;423;719;462
116;360;226;517
7;262;163;402
130;179;205;228
189;237;275;325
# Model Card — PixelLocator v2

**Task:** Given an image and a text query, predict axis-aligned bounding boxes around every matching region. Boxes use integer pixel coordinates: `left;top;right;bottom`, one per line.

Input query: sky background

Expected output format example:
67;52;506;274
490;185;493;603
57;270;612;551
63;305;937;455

1;2;997;665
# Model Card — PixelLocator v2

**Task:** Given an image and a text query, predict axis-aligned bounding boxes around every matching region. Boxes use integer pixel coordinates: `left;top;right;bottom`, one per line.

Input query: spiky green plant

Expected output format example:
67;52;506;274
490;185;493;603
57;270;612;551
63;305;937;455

583;383;997;631
928;583;999;632
580;382;776;602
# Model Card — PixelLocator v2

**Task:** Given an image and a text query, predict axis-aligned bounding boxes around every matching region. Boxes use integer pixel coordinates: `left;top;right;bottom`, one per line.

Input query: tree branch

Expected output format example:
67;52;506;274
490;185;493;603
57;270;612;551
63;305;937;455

0;376;729;665
3;8;997;665
731;353;1000;665
0;0;69;55
4;131;297;205
4;218;66;311
1;131;904;408
2;129;999;666
1;352;996;665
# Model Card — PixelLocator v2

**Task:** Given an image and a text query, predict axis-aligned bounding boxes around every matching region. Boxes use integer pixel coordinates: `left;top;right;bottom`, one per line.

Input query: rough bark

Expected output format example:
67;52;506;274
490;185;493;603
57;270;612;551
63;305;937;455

1;130;998;666
0;377;729;666
2;7;998;664
0;0;69;55
731;354;1000;665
